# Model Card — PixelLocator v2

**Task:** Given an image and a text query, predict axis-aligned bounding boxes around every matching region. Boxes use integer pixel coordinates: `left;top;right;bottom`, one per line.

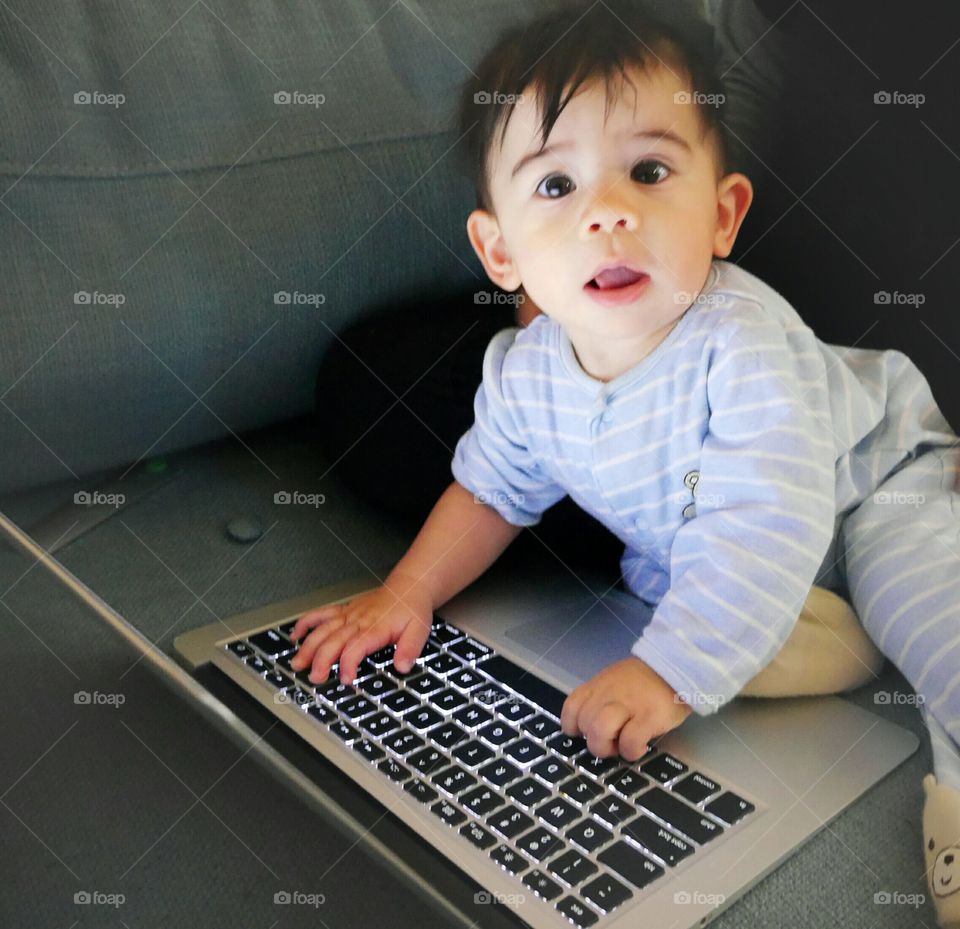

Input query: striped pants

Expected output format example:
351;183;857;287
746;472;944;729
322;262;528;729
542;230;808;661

840;442;960;778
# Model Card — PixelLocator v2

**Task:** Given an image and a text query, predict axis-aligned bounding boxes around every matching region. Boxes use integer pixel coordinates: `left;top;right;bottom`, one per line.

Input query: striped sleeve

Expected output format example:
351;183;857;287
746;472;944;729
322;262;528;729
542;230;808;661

630;313;837;716
451;328;568;526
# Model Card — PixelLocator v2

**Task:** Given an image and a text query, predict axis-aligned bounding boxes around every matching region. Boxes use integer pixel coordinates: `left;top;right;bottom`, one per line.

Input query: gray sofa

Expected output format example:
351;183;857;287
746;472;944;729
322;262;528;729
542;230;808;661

1;1;953;926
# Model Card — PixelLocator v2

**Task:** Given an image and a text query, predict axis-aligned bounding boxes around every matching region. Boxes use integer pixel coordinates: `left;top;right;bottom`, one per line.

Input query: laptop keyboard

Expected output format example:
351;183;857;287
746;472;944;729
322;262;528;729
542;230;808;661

225;614;756;927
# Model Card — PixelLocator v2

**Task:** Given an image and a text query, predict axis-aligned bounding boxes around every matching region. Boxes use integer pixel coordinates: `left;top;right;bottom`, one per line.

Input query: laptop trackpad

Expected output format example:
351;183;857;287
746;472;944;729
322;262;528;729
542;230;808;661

503;591;655;683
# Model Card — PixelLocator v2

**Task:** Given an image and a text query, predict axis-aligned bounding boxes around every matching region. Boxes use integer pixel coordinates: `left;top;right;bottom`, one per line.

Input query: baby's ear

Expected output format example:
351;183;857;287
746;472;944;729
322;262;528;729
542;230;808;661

466;208;522;291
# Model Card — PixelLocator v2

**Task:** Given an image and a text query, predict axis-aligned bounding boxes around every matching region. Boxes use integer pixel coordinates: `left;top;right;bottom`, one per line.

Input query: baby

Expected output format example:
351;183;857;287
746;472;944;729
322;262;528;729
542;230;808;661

291;3;960;919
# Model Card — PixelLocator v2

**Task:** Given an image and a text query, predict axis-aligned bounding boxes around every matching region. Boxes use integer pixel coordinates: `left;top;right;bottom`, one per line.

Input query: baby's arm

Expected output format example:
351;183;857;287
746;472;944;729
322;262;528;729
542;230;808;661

291;479;522;684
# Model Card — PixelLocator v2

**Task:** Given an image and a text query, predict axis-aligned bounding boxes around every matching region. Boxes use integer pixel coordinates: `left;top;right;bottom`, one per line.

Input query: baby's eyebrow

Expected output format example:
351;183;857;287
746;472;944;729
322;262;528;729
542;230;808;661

510;128;690;180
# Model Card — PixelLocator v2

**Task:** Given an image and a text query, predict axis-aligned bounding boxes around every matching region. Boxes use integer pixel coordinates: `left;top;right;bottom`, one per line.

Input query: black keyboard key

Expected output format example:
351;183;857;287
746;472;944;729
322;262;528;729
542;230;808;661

447;668;486;691
490;844;529;875
548;848;598;887
470;682;509;707
243;655;269;674
536;796;581;831
479;758;523;789
622;815;694;866
555;895;599;927
503;737;546;766
430;621;465;645
523;869;564;901
429;688;469;713
367;644;397;666
429;721;468;750
576;753;623;779
476;720;518;748
636;787;724;844
607;768;648;797
329;720;360;742
516;826;565;862
431;799;466;827
452;704;493;730
590;795;635;828
461;786;504;817
452;739;495;768
403;705;444;731
447;637;492;663
506;777;552;809
705;790;755;825
406;672;444;697
597;841;664;892
547;733;588;759
381;729;425;756
408;747;446;775
560;775;605;807
566;818;614;854
357;674;397;699
276;620;298;638
673;771;721;805
248;629;294;658
290;688;315;708
377;757;410;782
263;670;294;690
581;872;633;914
477;654;567;718
306;703;334;724
227;640;252;658
404;778;438;805
339;695;377;719
381;690;421;715
640;752;689;785
460;820;497;850
353;739;385;763
523;714;561;741
531;756;573;785
431;765;477;796
316;679;355;704
424;653;464;677
500;699;537;723
487;805;534;840
360;712;399;738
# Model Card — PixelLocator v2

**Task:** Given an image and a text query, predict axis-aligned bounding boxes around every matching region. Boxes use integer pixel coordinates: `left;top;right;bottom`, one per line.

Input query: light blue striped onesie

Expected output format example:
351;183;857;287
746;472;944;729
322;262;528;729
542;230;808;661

451;259;960;777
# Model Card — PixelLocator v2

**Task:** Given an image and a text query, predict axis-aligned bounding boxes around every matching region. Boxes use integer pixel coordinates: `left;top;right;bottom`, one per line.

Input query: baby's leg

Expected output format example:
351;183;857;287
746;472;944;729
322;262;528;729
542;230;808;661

841;443;960;786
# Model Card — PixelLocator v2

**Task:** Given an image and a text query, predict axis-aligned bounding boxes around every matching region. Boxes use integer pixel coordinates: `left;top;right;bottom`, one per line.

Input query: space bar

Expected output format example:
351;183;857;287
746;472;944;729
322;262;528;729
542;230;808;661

477;654;568;718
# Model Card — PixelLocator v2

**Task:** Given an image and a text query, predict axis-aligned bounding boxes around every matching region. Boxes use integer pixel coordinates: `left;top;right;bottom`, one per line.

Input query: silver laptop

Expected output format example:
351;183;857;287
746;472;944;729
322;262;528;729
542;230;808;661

174;560;918;929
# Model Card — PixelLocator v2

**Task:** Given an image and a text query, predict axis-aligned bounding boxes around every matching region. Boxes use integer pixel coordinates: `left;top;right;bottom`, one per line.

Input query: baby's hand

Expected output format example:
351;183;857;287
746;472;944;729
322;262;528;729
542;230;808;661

560;657;693;761
289;579;434;685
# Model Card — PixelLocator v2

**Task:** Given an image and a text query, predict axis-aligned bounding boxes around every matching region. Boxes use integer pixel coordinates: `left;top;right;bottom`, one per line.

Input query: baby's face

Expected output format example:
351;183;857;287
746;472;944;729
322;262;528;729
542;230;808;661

467;62;752;378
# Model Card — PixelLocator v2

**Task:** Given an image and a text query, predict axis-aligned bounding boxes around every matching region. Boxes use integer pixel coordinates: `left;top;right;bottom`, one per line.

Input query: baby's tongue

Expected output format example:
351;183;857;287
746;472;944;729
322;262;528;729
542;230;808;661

594;267;645;290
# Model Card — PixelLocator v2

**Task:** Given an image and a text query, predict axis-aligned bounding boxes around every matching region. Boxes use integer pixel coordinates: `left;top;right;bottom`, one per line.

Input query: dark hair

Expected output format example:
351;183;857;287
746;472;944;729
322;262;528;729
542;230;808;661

456;0;729;214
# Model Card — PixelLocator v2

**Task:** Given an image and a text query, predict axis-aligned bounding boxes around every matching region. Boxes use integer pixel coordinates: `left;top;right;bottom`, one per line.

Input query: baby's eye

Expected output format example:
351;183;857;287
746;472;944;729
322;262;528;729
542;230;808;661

632;159;670;184
535;173;574;199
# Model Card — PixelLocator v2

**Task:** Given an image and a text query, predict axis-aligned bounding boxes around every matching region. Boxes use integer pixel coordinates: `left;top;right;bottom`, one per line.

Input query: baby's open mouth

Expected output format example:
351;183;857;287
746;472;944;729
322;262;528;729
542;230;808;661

586;266;649;290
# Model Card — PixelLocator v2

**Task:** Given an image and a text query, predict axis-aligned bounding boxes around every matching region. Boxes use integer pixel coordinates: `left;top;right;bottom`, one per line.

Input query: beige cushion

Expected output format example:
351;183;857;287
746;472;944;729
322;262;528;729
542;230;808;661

740;586;886;698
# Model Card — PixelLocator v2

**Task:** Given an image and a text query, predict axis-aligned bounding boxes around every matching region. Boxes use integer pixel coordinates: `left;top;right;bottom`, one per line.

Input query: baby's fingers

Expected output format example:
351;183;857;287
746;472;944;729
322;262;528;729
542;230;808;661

338;622;397;685
290;602;346;641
